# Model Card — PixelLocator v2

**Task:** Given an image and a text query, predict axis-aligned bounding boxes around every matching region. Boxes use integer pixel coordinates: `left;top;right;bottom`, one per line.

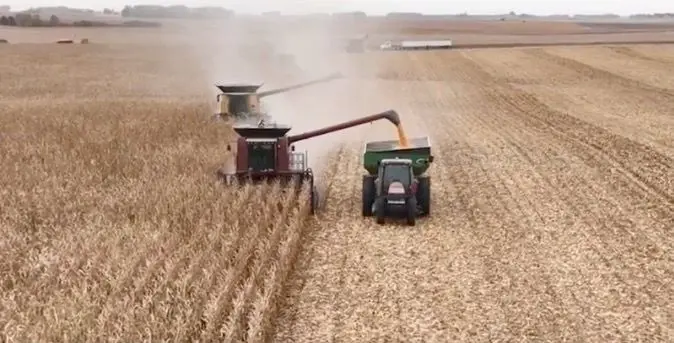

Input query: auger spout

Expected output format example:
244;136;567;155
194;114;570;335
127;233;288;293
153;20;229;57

288;110;401;144
257;72;343;98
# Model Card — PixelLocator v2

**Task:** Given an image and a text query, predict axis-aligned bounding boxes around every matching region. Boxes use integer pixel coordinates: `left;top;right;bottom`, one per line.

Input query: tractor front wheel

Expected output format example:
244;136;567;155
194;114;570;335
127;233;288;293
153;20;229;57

375;197;386;225
362;175;376;216
406;197;417;226
417;176;431;216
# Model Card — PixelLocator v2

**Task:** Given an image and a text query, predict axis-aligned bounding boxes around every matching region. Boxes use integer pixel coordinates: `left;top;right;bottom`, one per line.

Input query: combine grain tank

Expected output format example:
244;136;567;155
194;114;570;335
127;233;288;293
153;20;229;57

213;72;343;125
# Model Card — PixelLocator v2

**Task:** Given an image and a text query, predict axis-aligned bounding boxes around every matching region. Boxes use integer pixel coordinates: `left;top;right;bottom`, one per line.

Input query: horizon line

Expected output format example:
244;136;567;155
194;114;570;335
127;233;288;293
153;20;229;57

2;5;673;18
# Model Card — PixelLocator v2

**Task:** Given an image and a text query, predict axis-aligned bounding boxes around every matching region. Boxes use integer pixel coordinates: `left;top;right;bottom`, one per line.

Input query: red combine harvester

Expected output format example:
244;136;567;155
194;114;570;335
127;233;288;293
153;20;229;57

218;110;402;214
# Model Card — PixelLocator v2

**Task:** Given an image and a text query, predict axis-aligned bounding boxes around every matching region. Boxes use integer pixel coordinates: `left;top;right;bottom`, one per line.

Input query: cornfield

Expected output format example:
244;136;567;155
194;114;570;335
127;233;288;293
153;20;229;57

1;23;674;343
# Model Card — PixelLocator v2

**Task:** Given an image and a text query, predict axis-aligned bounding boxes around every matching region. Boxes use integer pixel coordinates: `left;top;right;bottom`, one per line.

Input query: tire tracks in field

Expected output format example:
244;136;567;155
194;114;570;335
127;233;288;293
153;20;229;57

507;90;673;205
415;55;583;339
455;52;674;338
377;52;572;338
468;47;674;155
459;50;674;252
324;145;373;342
423;90;530;339
419;50;673;339
526;48;674;100
608;46;674;67
464;50;674;209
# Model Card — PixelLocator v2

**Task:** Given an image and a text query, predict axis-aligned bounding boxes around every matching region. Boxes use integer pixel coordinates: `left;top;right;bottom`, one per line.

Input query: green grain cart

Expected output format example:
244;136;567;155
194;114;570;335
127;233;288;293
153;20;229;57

361;137;433;226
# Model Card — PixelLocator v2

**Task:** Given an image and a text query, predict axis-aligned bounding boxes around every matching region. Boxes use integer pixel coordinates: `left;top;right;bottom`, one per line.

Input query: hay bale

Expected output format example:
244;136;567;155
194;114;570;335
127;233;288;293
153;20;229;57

80;38;89;44
0;39;8;44
56;39;74;44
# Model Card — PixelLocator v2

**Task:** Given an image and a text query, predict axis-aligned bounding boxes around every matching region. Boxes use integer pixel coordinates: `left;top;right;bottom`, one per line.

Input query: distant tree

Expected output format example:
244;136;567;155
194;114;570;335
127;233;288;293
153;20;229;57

47;14;59;26
121;5;131;17
122;20;161;27
120;4;233;19
0;16;7;25
31;14;44;26
14;13;32;26
8;15;15;25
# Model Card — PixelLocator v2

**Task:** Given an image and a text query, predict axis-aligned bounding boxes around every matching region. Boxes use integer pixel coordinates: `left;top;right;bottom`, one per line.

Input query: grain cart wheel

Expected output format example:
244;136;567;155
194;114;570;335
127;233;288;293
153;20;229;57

362;175;376;216
417;176;431;216
406;197;417;226
375;197;386;225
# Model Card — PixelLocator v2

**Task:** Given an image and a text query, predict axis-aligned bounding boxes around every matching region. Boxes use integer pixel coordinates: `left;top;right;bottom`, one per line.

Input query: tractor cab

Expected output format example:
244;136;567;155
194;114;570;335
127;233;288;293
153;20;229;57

361;136;433;226
376;158;415;197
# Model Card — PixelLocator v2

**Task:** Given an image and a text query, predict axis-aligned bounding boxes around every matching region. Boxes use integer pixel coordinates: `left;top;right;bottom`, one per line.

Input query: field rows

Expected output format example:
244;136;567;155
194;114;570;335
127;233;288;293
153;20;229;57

1;42;673;342
276;45;674;342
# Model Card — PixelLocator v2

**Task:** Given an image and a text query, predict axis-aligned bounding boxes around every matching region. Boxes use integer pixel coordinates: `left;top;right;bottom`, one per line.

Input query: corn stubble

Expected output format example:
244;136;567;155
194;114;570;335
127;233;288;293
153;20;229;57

0;90;320;342
4;32;674;343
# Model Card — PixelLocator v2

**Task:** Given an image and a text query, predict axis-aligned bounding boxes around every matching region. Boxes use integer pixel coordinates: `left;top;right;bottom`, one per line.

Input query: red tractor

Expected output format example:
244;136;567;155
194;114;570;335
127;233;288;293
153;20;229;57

218;110;403;214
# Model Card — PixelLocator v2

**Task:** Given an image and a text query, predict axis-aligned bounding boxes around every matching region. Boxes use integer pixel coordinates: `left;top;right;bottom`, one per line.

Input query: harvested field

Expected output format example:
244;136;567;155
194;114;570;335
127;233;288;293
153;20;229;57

1;22;673;342
275;45;674;342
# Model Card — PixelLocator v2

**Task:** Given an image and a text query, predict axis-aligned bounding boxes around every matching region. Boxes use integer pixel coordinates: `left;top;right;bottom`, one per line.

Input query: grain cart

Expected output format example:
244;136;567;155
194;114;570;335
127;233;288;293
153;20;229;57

361;137;433;226
218;110;404;214
213;72;343;124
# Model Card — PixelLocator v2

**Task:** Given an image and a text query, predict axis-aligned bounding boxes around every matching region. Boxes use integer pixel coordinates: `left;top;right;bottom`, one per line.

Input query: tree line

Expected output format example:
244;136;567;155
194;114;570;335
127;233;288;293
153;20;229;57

0;13;161;27
120;5;234;19
0;13;62;26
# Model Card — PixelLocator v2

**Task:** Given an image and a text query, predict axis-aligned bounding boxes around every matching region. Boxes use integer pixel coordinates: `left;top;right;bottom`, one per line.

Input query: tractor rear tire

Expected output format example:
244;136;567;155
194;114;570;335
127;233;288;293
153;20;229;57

417;175;431;216
375;197;386;225
406;197;417;226
362;175;376;217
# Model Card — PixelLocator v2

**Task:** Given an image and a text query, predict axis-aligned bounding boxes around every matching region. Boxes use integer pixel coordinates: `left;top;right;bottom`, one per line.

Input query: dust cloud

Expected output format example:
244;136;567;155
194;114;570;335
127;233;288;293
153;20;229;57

174;10;412;178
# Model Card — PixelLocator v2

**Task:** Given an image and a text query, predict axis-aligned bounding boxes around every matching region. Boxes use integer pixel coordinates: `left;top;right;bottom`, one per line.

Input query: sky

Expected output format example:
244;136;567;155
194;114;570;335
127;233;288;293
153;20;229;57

2;0;672;16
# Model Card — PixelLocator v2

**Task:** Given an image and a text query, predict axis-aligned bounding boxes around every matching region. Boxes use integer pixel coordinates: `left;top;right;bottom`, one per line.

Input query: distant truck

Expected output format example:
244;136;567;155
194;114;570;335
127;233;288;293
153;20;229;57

380;40;453;51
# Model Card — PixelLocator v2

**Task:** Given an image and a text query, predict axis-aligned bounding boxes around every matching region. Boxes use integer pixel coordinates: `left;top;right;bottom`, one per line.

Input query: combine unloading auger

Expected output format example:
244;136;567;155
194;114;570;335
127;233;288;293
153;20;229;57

217;110;402;214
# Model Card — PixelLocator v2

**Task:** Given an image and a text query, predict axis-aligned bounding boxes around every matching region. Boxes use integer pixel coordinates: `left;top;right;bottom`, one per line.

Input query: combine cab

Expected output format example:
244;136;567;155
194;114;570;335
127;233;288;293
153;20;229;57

213;72;342;125
218;110;404;214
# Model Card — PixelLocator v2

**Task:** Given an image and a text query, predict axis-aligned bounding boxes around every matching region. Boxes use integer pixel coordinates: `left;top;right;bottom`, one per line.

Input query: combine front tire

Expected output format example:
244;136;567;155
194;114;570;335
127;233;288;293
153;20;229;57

362;175;376;216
